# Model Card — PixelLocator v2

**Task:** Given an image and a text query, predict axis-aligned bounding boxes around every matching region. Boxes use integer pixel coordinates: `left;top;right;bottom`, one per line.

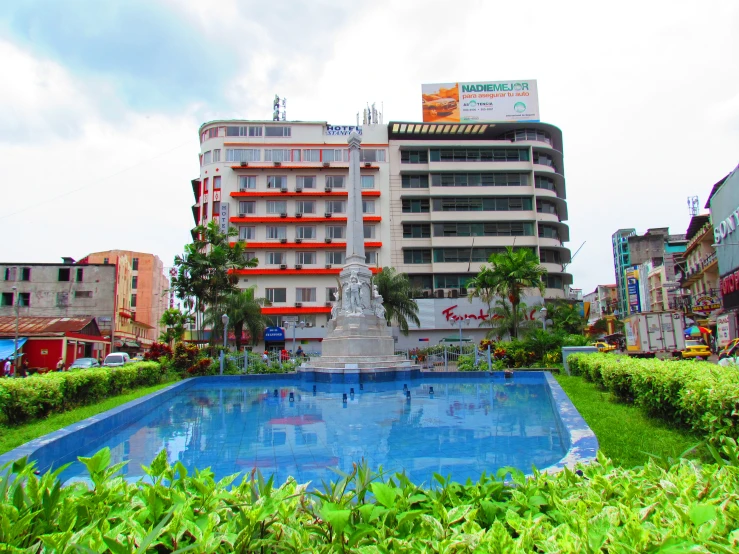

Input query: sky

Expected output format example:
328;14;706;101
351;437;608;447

0;0;737;293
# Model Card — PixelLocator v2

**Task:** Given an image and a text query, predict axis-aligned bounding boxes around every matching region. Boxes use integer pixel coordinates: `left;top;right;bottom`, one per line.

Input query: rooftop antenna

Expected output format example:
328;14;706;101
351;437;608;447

273;95;280;121
281;97;287;121
687;196;699;216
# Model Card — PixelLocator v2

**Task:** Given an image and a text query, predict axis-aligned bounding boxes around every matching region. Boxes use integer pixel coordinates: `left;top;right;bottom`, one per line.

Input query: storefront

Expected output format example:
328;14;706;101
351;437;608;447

264;326;286;352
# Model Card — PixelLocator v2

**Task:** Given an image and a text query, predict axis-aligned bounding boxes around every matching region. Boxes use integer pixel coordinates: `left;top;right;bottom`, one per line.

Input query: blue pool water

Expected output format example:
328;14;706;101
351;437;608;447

58;377;567;486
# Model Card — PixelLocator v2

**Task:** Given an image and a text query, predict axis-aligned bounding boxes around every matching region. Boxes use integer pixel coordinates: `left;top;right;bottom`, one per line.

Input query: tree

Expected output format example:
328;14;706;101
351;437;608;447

373;268;421;335
479;299;536;340
159;308;192;346
171;221;256;342
206;286;271;350
549;301;586;335
467;246;547;339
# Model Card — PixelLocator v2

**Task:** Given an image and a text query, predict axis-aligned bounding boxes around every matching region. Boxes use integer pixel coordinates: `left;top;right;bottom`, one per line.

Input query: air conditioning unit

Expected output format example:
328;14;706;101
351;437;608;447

279;264;287;270
325;186;332;192
295;238;302;243
325;212;333;218
240;161;248;167
239;188;247;192
306;322;313;328
325;264;332;269
324;237;333;243
238;213;246;217
323;162;330;167
325;301;332;306
280;212;288;218
274;161;281;167
280;186;288;193
280;238;288;244
295;302;303;308
364;162;371;167
295;213;303;218
422;290;431;298
295;264;303;270
435;289;445;299
295;186;303;193
460;287;468;296
451;289;459;298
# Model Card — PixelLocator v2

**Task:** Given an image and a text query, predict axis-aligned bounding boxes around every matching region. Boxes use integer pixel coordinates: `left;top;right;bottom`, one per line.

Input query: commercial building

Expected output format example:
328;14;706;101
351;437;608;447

612;228;636;317
194;118;572;350
678;214;719;320
81;250;169;347
583;284;617;326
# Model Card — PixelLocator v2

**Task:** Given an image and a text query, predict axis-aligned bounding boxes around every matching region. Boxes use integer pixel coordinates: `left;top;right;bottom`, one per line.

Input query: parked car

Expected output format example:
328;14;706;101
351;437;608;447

681;340;711;360
591;341;616;352
68;357;100;370
103;353;131;367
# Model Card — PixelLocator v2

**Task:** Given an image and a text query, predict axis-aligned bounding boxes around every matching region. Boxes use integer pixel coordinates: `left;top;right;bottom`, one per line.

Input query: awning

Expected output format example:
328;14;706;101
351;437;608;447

0;338;28;360
124;340;140;348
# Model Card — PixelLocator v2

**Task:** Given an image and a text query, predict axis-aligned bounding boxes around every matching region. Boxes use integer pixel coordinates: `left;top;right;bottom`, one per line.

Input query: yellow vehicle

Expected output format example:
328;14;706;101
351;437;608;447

592;341;616;352
681;340;711;360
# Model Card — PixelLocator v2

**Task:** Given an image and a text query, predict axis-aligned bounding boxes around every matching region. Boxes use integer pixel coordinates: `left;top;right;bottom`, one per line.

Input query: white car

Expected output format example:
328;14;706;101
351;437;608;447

103;353;131;367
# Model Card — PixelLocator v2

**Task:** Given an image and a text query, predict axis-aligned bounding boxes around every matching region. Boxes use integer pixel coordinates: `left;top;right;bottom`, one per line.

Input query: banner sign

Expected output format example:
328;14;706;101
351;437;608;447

626;267;642;314
421;80;539;123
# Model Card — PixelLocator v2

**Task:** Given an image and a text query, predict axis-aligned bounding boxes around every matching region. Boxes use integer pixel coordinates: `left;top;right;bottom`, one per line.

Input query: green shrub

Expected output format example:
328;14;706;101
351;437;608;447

2;440;739;552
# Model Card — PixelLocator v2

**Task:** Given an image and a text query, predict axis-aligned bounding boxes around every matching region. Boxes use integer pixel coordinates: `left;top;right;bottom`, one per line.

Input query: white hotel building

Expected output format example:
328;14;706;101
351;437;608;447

193;119;572;350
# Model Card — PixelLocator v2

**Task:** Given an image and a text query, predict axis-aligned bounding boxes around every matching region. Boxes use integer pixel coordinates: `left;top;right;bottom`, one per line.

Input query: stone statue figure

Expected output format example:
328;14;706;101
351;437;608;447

331;291;340;319
371;284;386;319
345;272;363;314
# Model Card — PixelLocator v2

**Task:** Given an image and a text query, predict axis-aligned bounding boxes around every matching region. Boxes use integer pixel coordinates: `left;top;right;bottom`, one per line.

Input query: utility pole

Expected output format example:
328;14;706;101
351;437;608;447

12;285;19;373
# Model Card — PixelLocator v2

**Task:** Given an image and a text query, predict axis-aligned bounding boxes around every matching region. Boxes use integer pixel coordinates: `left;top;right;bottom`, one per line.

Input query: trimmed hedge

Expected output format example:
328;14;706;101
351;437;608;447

0;362;165;424
568;353;739;443
1;441;739;552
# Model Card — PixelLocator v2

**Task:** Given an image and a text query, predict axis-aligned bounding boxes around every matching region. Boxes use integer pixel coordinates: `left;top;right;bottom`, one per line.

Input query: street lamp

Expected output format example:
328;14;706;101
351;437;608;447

12;286;19;373
291;320;305;354
540;306;548;331
219;313;229;376
451;315;470;345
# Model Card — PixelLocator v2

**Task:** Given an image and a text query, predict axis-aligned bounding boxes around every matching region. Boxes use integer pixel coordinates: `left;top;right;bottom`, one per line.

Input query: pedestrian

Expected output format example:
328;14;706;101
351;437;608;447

20;358;29;378
280;348;289;362
97;355;103;366
2;358;10;378
262;350;269;363
296;346;304;358
56;357;65;372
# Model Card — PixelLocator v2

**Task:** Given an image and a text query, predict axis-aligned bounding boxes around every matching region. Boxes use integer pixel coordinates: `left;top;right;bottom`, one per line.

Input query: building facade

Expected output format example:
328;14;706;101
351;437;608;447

583;284;618;326
612;228;636;317
194;119;573;350
678;214;719;320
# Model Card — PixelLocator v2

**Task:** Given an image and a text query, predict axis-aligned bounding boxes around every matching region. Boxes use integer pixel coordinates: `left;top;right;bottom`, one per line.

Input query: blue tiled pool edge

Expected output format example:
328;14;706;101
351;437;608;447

0;371;598;478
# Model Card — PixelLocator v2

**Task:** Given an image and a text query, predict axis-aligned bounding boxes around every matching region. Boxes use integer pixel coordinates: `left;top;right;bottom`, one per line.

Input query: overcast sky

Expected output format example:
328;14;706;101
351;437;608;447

1;0;737;293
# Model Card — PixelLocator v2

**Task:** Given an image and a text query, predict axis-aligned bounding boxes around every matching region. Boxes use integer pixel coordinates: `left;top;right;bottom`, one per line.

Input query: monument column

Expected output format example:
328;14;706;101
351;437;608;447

345;132;365;265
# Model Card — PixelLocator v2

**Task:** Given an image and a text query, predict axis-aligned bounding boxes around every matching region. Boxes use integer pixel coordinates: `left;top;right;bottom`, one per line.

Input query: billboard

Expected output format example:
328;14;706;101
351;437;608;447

626;266;642;314
421;80;539;123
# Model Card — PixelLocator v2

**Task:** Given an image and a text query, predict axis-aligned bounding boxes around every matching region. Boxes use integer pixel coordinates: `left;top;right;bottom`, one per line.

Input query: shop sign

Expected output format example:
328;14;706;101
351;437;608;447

441;304;539;322
264;327;285;342
717;314;735;347
693;296;721;315
720;270;739;296
713;208;739;245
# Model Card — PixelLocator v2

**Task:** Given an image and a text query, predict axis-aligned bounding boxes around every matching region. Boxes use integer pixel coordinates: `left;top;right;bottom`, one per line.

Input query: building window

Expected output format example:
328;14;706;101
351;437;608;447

131;294;137;308
212;149;221;162
402;175;429;188
3;267;16;281
326;225;345;239
404;249;432;264
321;149;344;162
239;176;257;190
202;203;208;219
402;199;430;213
239;201;256;214
326;287;338;302
434;274;473;289
503;129;552;145
203;178;209;193
266;200;287;214
361;175;375;189
359;149;386;162
433;247;506;263
267;176;287;189
296;288;317;302
326;175;345;189
266;252;286;265
539;225;560;239
239;226;256;240
540;249;561;263
226;125;262;137
326;251;345;265
296;200;316;214
546;275;564;289
266;226;287;239
265;126;291;137
362;200;375;214
75;291;93;298
535;176;556;191
297;176;316;189
533;152;555;169
132;276;138;289
265;149;291;162
433;222;534;237
213;176;221;190
203;151;212;165
1;292;13;306
226;149;261;162
537;200;558;215
212;201;220;217
103;258;109;264
18;267;31;281
431;197;531;212
56;291;69;306
75;268;83;281
325;200;345;214
303;149;321;162
266;288;287;302
296;226;316;239
296;251;316;265
58;268;71;281
430;173;528;187
365;251;378;265
243;251;257;263
429;148;529;162
400;150;428;163
403;223;431;238
363;225;375;239
19;292;30;307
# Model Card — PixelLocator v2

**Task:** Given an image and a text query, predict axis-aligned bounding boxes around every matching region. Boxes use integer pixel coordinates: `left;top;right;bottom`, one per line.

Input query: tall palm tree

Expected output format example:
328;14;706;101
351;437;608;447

205;286;271;350
467;246;547;339
373;268;421;335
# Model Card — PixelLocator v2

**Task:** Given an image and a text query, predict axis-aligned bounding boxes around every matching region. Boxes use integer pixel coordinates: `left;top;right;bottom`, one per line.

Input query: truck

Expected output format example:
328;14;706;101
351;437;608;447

623;312;685;358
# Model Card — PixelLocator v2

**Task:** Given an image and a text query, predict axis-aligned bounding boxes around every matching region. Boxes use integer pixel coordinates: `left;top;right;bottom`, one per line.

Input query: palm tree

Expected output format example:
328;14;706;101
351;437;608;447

467;246;547;339
205;286;271;350
159;308;192;346
480;299;536;340
373;268;421;335
549;301;586;335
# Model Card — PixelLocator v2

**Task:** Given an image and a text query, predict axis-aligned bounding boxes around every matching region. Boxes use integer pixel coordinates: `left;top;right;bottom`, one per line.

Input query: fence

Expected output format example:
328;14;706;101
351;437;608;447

396;344;492;371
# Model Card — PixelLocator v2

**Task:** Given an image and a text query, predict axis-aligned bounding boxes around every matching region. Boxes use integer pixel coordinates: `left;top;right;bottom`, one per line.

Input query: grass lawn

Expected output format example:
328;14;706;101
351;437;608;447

0;381;174;456
555;373;706;468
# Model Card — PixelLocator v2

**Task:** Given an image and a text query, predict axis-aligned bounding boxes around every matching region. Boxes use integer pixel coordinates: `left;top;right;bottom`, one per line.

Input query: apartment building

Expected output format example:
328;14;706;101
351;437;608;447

583;284;618;326
194;119;572;349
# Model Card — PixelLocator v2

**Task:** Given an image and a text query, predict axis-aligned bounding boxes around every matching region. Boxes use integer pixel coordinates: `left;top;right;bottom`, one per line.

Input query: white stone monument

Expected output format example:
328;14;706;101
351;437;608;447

303;132;410;376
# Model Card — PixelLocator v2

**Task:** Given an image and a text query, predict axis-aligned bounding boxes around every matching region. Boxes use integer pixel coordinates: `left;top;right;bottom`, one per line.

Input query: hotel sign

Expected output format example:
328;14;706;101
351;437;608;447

219;203;229;234
326;125;362;136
